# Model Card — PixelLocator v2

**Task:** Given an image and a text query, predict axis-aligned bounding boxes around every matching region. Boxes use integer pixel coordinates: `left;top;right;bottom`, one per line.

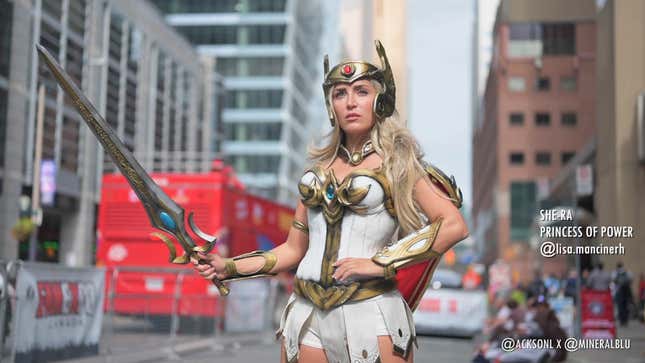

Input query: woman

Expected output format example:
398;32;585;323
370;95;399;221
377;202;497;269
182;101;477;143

192;40;469;363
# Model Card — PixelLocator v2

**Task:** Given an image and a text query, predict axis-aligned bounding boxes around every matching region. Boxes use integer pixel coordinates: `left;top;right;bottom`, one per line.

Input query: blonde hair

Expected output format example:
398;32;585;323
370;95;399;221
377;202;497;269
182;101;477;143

308;80;427;236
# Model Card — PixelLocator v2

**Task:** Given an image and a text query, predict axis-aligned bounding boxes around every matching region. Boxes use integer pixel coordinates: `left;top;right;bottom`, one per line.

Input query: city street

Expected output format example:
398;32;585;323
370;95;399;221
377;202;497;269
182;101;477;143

153;334;478;363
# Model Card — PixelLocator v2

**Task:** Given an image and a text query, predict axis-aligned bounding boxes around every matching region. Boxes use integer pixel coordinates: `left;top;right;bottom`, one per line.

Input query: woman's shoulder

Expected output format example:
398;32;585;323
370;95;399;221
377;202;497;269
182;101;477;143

417;158;463;208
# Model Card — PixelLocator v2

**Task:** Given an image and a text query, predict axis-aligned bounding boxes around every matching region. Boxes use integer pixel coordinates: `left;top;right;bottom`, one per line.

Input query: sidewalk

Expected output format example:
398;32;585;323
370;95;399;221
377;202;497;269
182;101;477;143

567;322;645;363
57;331;277;363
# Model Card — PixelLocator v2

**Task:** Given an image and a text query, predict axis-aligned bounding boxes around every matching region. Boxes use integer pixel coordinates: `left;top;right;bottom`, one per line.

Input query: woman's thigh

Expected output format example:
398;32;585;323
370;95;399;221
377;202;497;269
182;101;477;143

377;335;414;363
298;344;328;363
279;339;328;363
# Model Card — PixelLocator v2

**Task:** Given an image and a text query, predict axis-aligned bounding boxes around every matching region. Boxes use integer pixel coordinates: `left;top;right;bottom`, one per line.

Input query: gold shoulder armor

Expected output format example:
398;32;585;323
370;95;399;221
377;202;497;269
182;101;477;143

422;161;463;209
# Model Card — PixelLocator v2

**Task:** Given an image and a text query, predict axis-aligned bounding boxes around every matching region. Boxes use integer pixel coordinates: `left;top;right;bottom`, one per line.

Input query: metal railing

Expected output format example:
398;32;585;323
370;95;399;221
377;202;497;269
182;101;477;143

101;266;285;360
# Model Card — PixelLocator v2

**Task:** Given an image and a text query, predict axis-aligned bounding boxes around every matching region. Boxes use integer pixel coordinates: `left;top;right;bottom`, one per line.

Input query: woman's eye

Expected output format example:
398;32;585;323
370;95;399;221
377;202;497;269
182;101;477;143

358;89;368;95
334;91;346;98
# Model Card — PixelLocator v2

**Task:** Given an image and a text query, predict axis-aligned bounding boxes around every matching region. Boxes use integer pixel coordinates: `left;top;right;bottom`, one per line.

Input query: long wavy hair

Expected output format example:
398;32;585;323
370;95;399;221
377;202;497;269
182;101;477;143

308;80;428;236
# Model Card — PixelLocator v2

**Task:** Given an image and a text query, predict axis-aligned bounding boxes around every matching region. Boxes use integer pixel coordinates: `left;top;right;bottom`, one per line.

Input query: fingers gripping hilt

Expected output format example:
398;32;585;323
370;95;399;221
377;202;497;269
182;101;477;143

150;211;230;296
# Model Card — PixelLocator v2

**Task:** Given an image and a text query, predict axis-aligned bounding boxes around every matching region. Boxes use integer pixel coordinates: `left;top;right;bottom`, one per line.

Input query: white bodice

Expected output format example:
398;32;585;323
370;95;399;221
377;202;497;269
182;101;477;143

295;167;397;282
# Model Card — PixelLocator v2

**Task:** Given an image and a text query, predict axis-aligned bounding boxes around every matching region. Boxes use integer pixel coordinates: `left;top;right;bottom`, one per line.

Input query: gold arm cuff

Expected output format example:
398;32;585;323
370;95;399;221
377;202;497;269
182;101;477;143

372;218;443;271
221;250;278;282
383;265;397;280
292;220;309;234
294;278;395;310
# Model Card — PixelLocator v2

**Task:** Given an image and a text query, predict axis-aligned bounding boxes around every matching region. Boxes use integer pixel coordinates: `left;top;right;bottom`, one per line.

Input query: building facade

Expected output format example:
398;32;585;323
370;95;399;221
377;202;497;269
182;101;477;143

0;0;215;264
338;0;408;123
152;0;325;205
594;0;645;293
473;0;597;281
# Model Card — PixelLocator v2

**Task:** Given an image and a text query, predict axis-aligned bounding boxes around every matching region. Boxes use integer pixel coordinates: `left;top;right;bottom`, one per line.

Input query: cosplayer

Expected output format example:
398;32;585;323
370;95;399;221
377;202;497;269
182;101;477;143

193;40;469;363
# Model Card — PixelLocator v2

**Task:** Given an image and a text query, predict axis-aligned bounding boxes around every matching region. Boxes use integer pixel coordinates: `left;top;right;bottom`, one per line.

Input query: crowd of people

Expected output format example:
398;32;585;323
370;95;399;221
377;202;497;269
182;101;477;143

472;260;645;363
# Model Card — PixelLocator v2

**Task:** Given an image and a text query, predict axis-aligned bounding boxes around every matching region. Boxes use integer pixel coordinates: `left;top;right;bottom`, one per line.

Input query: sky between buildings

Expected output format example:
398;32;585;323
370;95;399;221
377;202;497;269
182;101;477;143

408;0;473;207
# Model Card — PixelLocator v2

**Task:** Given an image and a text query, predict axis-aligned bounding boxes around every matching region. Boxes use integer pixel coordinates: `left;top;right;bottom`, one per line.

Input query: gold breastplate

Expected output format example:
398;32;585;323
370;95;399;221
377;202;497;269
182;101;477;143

298;165;396;225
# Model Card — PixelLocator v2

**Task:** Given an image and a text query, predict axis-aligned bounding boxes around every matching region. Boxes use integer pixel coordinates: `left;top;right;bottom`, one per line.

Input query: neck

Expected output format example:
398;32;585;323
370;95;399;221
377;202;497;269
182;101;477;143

344;134;370;152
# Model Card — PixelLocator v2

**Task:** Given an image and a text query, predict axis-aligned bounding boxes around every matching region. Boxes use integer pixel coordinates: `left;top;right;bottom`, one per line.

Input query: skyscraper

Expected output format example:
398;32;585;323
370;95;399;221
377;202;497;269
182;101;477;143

152;0;325;205
0;0;214;263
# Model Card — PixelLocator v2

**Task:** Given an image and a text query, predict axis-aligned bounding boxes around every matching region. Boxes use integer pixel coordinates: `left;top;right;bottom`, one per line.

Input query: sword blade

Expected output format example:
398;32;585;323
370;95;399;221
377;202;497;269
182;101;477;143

36;44;195;253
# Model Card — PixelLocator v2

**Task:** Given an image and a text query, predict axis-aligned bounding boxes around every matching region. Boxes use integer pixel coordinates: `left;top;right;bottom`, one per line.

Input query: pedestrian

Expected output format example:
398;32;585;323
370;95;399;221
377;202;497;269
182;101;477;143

586;262;611;291
192;41;469;363
526;270;547;300
612;261;633;326
563;268;578;304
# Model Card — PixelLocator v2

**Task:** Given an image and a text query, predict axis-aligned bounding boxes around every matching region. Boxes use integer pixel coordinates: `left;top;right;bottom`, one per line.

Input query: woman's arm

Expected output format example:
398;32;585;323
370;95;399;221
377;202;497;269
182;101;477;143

413;174;469;253
334;172;469;282
193;200;309;280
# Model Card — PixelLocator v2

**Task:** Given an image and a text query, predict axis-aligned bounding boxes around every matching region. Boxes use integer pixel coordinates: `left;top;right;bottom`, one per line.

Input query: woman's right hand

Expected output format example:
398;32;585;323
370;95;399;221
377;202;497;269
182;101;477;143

190;252;227;280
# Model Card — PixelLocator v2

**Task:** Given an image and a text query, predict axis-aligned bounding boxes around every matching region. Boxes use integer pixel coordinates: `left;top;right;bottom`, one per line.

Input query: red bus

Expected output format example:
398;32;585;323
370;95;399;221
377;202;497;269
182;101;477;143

96;162;294;320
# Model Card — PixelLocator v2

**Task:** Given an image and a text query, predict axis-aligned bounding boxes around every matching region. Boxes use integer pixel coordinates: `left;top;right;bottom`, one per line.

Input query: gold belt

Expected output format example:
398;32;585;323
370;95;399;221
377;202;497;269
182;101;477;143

293;277;395;310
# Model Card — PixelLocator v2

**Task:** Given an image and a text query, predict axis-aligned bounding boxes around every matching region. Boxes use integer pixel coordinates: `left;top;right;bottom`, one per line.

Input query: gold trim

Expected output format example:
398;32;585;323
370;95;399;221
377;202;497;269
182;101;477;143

297;165;398;286
372;218;443;270
423;161;463;209
221;250;277;282
320;221;342;286
294;278;395;310
298;165;396;219
383;265;397;280
338;140;375;166
409;255;442;312
292;220;309;234
322;40;396;126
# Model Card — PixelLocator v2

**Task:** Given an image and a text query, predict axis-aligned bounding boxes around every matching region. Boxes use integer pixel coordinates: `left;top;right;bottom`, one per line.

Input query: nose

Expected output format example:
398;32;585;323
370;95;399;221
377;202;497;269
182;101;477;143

346;91;357;109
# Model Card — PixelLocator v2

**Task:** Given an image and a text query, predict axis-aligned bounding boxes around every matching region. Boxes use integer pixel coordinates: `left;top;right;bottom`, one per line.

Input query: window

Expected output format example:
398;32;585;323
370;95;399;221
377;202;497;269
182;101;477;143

535;152;551;166
215;57;284;77
510;181;537;241
0;0;13;78
509;152;525;165
561;152;575;165
561;112;577;127
508;23;542;58
542;23;575;55
176;25;286;45
224;122;282;141
508;77;526;92
536;77;550;91
152;0;286;14
0;87;7;168
560;75;577;91
226;90;283;109
509;112;525;126
229;154;281;174
507;22;575;57
535;112;551;126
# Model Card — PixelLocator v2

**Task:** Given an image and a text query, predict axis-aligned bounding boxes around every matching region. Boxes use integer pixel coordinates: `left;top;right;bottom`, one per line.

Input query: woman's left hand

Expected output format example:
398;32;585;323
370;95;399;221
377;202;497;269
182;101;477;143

332;258;384;282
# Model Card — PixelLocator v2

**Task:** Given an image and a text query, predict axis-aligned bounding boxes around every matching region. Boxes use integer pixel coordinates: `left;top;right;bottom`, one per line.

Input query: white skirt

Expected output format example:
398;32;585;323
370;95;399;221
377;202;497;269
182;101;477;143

276;290;416;363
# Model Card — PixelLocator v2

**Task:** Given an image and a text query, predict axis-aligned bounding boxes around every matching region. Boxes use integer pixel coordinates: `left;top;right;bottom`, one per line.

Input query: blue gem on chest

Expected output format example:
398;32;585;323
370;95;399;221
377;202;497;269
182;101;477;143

325;184;335;200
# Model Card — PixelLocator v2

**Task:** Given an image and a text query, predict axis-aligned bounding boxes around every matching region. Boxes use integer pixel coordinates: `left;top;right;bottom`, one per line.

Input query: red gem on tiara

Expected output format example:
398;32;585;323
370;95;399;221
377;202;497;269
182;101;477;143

342;64;354;77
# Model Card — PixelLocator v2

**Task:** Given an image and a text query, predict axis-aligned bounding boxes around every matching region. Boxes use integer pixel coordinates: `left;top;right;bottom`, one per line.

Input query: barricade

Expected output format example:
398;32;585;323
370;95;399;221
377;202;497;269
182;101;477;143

0;262;286;362
1;260;18;362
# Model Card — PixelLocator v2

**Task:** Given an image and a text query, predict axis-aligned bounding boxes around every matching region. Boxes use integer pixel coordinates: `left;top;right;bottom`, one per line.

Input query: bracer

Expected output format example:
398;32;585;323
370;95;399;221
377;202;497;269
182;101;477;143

222;250;278;282
371;218;443;277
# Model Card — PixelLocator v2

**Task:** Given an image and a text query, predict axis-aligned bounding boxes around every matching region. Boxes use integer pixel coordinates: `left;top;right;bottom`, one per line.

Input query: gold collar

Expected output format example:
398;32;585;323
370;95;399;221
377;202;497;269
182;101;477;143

339;140;375;166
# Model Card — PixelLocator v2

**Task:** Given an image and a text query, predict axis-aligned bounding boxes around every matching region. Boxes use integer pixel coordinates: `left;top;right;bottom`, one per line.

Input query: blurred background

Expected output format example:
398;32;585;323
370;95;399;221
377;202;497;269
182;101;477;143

0;0;643;362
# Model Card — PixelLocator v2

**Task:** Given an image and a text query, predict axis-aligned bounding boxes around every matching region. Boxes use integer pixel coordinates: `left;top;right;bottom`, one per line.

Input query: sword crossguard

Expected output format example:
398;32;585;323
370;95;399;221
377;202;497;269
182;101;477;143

150;212;230;296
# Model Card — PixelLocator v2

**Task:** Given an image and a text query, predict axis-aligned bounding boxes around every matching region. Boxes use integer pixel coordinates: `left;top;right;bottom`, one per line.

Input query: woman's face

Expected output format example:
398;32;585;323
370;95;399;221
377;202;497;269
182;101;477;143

331;79;377;139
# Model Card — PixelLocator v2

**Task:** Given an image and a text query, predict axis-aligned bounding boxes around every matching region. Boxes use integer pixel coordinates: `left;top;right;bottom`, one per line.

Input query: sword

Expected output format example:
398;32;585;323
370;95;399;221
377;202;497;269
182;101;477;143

36;44;230;296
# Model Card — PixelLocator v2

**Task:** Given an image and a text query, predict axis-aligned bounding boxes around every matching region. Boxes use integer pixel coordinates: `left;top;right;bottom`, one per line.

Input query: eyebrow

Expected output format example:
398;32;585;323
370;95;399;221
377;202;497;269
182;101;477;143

334;83;370;92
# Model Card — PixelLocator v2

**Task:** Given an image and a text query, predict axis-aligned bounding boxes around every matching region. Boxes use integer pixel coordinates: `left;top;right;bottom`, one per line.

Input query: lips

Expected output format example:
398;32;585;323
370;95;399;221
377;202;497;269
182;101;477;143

345;113;361;120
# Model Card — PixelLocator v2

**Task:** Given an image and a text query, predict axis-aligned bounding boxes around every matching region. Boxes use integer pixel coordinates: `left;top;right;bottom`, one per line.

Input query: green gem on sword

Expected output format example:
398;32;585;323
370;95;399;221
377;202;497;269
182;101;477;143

35;44;230;296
